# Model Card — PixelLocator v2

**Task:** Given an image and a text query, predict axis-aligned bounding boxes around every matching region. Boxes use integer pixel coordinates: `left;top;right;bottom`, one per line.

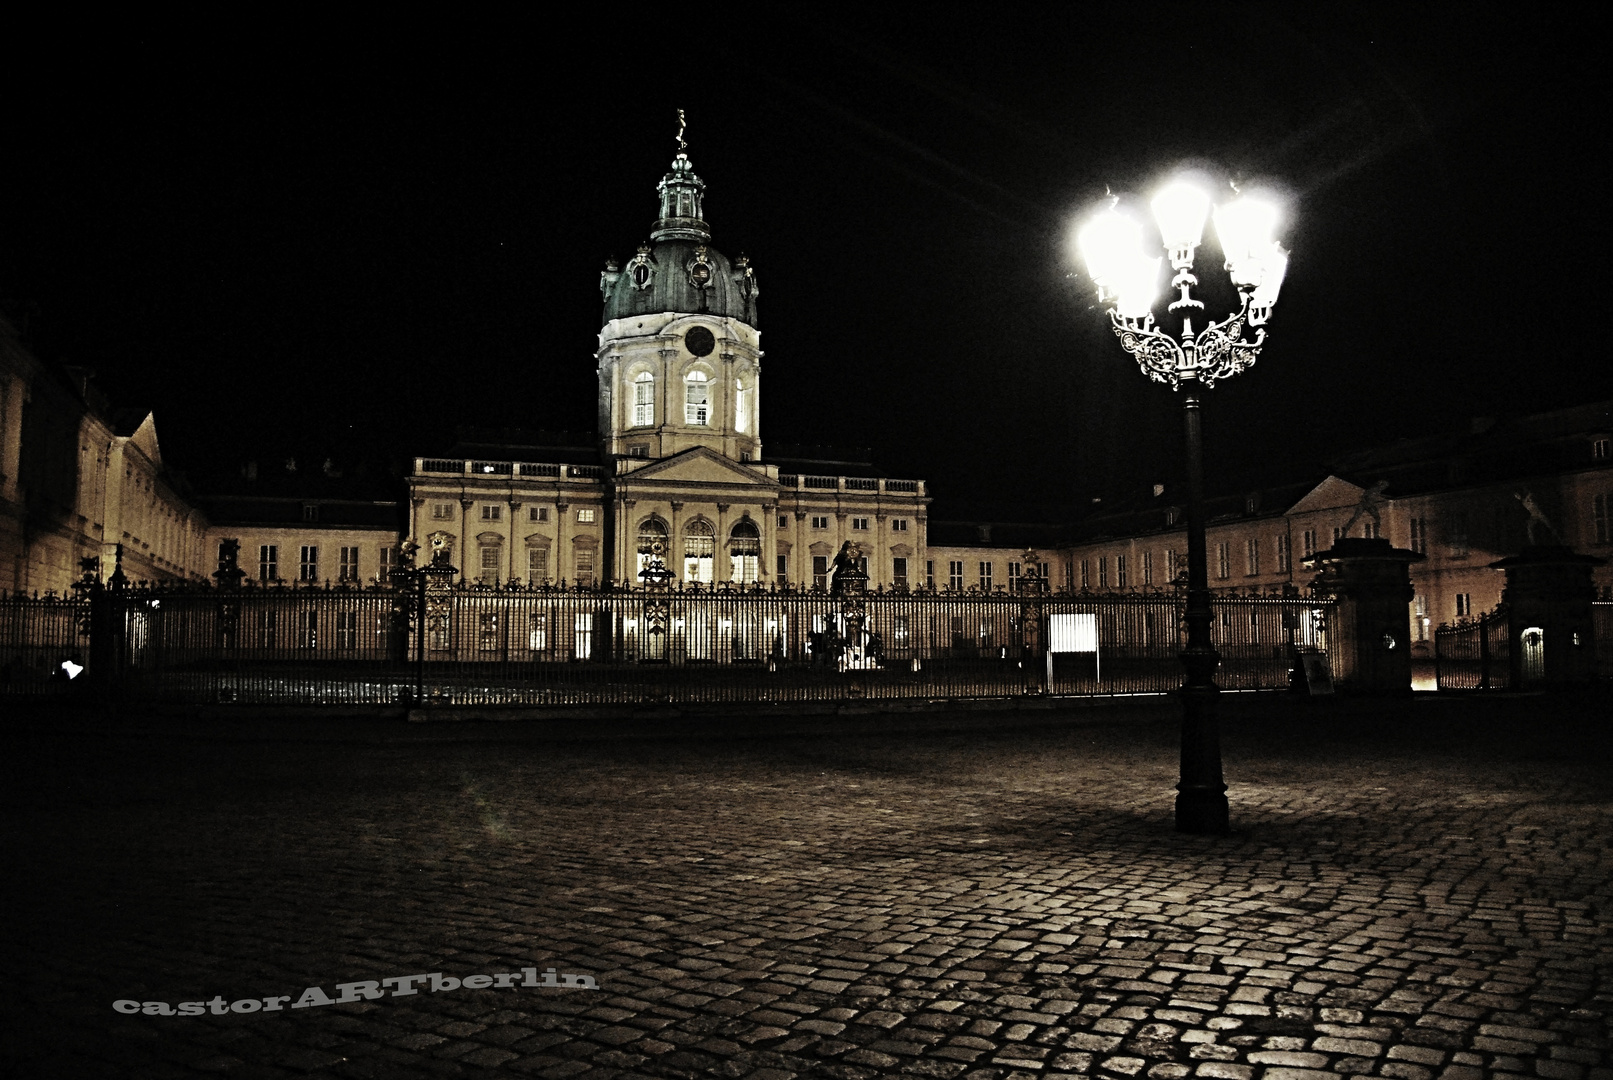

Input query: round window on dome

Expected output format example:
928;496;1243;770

690;263;711;287
631;263;652;288
685;326;715;357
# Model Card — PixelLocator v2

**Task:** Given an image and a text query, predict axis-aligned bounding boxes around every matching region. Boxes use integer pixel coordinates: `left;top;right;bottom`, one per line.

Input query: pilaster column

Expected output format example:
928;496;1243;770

762;502;777;582
716;502;731;581
794;510;807;586
619;497;637;584
459;498;473;583
875;512;888;587
554;499;570;583
670;501;684;580
507;499;522;582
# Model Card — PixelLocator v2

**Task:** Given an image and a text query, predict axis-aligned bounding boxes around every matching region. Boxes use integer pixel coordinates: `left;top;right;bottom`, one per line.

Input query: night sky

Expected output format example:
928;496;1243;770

2;13;1605;519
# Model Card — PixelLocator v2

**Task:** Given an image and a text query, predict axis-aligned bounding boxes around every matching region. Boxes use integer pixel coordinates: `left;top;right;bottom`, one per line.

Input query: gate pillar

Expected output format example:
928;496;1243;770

1488;546;1604;689
1307;537;1424;694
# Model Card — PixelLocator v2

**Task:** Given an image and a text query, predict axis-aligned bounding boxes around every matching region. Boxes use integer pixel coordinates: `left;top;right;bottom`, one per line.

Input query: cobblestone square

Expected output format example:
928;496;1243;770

3;693;1611;1079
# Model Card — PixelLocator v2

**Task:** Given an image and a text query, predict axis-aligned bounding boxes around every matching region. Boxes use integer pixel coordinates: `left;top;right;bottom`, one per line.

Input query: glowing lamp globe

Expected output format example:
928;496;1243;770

1077;207;1145;296
1151;181;1211;257
1213;196;1281;287
1114;255;1162;319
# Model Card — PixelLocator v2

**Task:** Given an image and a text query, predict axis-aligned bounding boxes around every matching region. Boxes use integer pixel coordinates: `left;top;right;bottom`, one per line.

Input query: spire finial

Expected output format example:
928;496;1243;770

676;109;687;153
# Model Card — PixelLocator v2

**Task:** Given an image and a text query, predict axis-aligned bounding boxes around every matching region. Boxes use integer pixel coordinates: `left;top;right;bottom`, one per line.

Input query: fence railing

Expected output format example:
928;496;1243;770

1433;606;1512;690
1595;601;1613;680
1;581;1341;708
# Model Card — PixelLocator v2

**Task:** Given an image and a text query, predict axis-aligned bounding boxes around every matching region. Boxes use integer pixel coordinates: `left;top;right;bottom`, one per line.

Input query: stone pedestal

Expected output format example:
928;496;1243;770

1488;546;1605;689
1308;537;1424;694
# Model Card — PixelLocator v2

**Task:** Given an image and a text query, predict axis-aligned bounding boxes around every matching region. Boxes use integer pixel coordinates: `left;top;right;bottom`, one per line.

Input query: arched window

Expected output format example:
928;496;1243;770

683;520;715;583
735;377;755;434
729;520;761;584
632;372;654;427
684;371;709;426
636;519;668;581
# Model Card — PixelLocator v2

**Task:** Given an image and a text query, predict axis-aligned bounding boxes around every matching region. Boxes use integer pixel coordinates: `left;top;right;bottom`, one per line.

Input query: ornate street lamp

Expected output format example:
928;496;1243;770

1076;177;1289;834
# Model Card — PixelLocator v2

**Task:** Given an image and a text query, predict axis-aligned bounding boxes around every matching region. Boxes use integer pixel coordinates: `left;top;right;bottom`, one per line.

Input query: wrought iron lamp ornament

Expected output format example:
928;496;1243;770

1076;176;1291;835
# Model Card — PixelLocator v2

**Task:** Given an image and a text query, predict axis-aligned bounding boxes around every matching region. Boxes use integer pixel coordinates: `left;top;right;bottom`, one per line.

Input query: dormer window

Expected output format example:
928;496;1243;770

685;371;709;425
1595;437;1610;461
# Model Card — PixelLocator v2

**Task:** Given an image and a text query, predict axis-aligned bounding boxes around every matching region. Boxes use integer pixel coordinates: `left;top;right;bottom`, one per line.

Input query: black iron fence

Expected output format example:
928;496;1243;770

1595;601;1613;679
1433;606;1512;690
1;580;1341;708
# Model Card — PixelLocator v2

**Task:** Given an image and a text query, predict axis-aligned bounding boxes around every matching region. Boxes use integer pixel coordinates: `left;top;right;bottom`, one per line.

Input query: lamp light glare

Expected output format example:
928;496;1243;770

1151;181;1211;252
1250;244;1289;308
1077;207;1145;293
1213;197;1281;287
1114;256;1162;319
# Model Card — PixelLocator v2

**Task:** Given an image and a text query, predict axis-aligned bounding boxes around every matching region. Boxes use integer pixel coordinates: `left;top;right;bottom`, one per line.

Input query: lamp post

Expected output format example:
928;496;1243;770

1076;178;1289;834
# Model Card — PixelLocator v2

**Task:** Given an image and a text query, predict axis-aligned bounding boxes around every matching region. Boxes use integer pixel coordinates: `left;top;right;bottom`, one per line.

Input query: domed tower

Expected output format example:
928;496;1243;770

597;124;762;464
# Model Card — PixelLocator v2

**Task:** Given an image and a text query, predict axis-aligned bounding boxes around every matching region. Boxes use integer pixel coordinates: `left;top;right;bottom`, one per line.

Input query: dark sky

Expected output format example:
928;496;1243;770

1;12;1605;518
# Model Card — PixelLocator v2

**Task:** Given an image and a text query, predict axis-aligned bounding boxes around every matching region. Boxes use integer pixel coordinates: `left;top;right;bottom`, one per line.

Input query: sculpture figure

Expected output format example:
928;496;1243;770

1515;490;1562;545
1341;479;1390;537
829;541;861;596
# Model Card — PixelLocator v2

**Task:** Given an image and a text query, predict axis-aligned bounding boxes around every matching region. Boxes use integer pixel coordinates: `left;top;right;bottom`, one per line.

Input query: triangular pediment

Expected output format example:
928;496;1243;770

1288;475;1366;515
124;412;162;467
619;447;777;488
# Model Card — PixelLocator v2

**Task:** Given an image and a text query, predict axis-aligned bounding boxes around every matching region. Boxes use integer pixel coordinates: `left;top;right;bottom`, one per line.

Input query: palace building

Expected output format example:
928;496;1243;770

403;140;931;589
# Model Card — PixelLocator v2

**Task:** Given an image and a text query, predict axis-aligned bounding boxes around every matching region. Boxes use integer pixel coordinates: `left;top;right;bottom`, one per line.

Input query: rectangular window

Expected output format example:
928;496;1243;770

1142;551;1153;587
1098;557;1108;589
300;545;319;582
633;378;654;427
259;544;278;582
301;504;319;522
979;561;993;590
528;612;548;652
628;444;650;458
577;508;596;523
1276;534;1290;572
431;502;454;520
1080;559;1090;590
1333;526;1345;543
1414;594;1428;641
776;554;788;581
1166;549;1178;584
1455;593;1471;618
1594;438;1609;461
925;559;935;588
778;515;788;529
575;548;595;583
1216;542;1230;580
1594;493;1609;544
685;377;709;425
1449;513;1469;557
893;556;908;585
851;517;869;531
337;611;357;651
813;555;829;587
1409;517;1427;554
527;547;549;580
480;546;501;581
811;515;829;529
948;560;964;590
1361;520;1380;539
529;506;549;523
378;545;398;581
1302;530;1316;558
891;519;908;532
1116;554;1128;588
339;546;360;581
480;504;502;521
1007;562;1022;587
1246;538;1259;576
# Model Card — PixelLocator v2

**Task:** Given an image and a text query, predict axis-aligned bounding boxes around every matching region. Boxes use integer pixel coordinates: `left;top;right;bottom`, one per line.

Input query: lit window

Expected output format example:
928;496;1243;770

577;508;596;524
575;548;596;584
480;504;502;521
480;546;501;582
684;371;709;425
527;547;549;580
1594;438;1609;461
633;372;654;427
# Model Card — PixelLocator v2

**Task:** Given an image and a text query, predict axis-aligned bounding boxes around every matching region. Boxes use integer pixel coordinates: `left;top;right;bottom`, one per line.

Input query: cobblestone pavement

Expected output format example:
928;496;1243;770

3;693;1611;1080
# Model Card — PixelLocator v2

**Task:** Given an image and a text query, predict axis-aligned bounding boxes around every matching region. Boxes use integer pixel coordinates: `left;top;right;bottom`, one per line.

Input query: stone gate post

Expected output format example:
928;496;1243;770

1307;537;1424;694
1488;546;1604;689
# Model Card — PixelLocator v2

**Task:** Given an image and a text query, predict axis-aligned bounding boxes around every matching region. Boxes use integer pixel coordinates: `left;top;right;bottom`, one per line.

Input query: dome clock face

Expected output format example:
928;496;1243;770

685;327;716;357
